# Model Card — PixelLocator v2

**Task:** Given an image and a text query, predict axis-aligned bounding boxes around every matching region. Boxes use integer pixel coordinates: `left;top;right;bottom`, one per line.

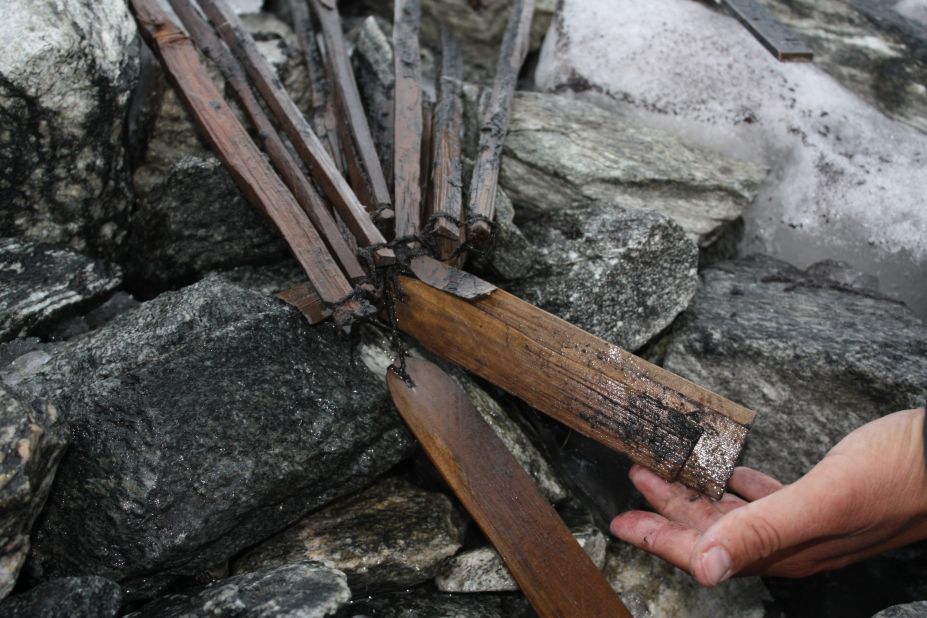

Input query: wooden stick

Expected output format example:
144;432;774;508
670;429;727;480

195;0;394;263
722;0;813;62
310;0;394;222
389;358;632;618
169;0;365;283
466;0;535;244
392;0;424;239
129;0;354;309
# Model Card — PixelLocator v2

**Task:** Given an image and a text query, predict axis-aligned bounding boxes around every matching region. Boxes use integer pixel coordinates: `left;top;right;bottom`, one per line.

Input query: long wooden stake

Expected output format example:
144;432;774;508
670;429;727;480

466;0;535;244
389;358;632;618
392;0;424;239
169;0;364;283
129;0;354;309
195;0;394;263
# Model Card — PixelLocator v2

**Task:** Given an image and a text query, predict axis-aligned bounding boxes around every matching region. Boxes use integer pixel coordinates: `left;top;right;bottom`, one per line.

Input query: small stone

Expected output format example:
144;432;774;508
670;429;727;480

128;562;350;618
0;239;122;342
470;188;543;282
234;478;466;594
0;577;121;618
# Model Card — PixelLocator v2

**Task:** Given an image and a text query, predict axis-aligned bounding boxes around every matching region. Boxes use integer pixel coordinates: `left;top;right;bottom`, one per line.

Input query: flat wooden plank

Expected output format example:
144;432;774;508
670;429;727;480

129;0;352;306
392;0;424;239
723;0;814;62
388;358;631;618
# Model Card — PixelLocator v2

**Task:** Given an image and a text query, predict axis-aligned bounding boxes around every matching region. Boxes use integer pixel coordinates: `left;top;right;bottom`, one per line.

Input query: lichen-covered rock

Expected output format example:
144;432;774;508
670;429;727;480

872;601;927;618
334;590;533;618
0;238;123;342
499;93;767;247
661;254;927;482
0;0;138;253
6;278;413;598
0;388;67;600
234;478;466;594
605;541;771;618
128;563;350;618
0;576;121;618
511;202;698;351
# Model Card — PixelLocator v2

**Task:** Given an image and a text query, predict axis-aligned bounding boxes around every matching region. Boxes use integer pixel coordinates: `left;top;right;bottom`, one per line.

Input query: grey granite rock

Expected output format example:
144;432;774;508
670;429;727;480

7;278;413;598
0;0;139;253
128;562;350;618
499;93;767;247
511;202;699;351
605;541;771;618
469;188;543;282
0;238;123;342
334;590;533;618
45;292;140;342
872;601;927;618
234;478;466;594
0;388;67;600
0;577;121;618
661;254;927;482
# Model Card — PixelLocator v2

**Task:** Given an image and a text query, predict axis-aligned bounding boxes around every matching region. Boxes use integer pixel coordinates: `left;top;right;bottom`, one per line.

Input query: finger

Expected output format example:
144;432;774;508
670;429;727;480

628;465;725;531
610;510;701;572
728;467;784;501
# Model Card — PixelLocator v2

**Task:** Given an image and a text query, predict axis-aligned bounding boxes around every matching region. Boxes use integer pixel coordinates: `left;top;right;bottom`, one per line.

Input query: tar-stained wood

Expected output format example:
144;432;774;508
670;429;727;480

170;0;364;283
388;358;632;618
466;0;535;244
278;282;329;324
310;0;394;221
722;0;814;61
129;0;353;307
392;0;424;239
196;0;394;263
410;256;495;300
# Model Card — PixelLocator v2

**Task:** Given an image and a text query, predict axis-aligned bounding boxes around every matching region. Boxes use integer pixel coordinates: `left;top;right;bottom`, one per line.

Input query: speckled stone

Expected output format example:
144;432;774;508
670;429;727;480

0;577;121;618
334;590;533;618
871;601;927;618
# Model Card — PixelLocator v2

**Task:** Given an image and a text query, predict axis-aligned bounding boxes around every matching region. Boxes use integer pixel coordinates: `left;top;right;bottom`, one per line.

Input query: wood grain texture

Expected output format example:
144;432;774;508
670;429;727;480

388;358;631;618
466;0;535;244
392;0;424;239
129;0;352;305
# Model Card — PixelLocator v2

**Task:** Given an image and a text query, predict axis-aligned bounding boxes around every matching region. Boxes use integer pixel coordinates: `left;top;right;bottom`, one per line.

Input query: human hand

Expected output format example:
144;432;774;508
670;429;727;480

610;408;927;586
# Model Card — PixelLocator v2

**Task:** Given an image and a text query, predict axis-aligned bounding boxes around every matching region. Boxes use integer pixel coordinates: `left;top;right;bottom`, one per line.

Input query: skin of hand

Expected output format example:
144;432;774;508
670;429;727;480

610;408;927;587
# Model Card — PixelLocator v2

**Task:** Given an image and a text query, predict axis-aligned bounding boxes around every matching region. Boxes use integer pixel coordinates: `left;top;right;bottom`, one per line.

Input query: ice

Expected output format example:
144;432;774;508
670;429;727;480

536;0;927;318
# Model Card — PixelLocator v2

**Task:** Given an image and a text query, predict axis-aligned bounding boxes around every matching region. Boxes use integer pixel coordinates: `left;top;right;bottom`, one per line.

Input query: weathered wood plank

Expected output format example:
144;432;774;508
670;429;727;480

392;0;424;239
388;358;632;618
466;0;535;244
722;0;814;62
129;0;353;306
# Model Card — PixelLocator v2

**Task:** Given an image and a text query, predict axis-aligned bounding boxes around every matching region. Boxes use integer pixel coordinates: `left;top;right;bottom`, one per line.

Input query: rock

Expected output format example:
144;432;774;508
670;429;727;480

7;277;413;598
661;254;927;482
216;259;307;296
510;202;699;351
334;590;533;618
128;562;350;618
0;239;123;342
605;541;771;618
470;188;543;282
45;292;141;342
0;577;122;618
873;602;927;618
0;388;67;600
435;512;606;593
0;0;139;253
499;93;767;247
234;478;466;594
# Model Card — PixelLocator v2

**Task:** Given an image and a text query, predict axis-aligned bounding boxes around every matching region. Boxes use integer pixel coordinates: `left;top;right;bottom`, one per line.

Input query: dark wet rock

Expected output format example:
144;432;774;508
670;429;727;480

499;93;767;247
0;239;123;342
661;254;927;482
0;388;67;599
128;562;350;618
334;590;533;618
0;0;139;253
470;189;543;282
216;259;307;296
234;478;466;594
0;576;121;618
45;292;140;342
511;202;698;351
605;541;771;618
872;602;927;618
7;278;413;598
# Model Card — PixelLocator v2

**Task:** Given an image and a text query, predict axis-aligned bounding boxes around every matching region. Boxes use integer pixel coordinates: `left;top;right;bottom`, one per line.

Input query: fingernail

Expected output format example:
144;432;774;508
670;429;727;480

700;546;732;585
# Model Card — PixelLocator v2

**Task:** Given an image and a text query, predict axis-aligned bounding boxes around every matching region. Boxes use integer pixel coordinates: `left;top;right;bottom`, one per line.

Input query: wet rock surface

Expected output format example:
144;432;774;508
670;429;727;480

0;0;139;253
0;576;122;618
6;278;413;598
871;600;927;618
0;388;67;599
661;254;927;483
235;478;466;594
334;590;533;618
128;562;350;618
0;238;123;342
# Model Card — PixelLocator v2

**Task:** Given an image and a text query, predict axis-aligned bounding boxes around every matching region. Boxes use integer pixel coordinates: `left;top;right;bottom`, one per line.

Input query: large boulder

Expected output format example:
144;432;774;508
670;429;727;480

661;254;927;482
6;278;413;598
0;0;138;253
0;238;122;342
0;388;67;599
0;577;121;618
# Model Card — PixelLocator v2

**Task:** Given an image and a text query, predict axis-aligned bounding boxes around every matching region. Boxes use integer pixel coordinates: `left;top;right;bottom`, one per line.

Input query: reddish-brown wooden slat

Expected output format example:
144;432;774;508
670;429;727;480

392;0;424;238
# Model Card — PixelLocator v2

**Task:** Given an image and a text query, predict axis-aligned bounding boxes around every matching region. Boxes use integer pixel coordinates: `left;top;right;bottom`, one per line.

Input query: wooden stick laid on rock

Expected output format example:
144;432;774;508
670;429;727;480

392;0;424;239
